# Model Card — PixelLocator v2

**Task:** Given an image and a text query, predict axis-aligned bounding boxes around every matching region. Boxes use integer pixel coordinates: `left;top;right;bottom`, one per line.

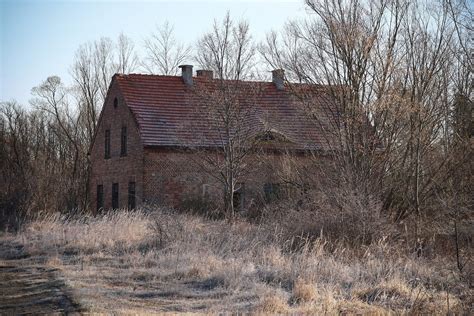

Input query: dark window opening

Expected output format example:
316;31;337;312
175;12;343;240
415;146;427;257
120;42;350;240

113;97;118;108
256;130;288;143
260;131;275;141
96;185;104;212
121;126;127;156
128;182;136;210
233;183;245;211
104;129;111;159
112;183;119;209
202;184;210;199
264;183;281;202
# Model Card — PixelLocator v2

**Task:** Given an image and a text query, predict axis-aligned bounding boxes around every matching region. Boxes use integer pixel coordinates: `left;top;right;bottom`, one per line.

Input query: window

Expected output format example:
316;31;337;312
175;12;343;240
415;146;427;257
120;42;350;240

113;97;118;108
202;184;210;199
264;183;281;202
120;126;127;156
104;129;111;159
112;183;119;209
255;130;288;143
259;131;275;141
233;183;245;211
96;185;104;212
128;182;136;210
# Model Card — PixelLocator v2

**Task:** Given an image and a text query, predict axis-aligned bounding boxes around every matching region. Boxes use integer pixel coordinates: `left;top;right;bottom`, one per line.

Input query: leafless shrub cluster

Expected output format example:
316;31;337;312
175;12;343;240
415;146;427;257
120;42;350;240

0;99;89;228
261;185;386;249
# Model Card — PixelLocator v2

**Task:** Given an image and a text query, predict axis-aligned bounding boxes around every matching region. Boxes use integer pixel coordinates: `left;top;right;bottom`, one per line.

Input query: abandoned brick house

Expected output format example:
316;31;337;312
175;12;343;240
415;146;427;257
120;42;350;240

88;65;336;212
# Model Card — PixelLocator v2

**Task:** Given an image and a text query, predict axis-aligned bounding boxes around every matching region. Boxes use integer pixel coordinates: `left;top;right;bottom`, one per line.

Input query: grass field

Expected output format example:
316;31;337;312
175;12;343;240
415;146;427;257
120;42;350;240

0;208;471;314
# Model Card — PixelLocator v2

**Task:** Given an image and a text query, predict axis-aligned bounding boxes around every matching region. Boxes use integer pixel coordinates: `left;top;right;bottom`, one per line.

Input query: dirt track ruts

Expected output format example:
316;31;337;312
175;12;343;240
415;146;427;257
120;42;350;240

0;240;82;315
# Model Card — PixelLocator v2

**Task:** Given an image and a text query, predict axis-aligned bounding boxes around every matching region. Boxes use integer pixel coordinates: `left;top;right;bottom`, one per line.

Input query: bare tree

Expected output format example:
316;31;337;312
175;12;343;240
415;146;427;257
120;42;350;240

196;12;256;80
260;0;471;244
185;13;262;218
31;76;89;211
71;42;101;145
260;0;405;206
187;81;264;219
72;35;139;145
116;32;139;74
143;21;191;75
446;0;473;71
93;38;116;102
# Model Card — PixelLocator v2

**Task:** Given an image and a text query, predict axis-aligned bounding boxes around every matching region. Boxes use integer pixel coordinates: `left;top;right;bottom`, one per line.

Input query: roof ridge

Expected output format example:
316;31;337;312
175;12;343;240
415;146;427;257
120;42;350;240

116;73;181;79
115;73;332;88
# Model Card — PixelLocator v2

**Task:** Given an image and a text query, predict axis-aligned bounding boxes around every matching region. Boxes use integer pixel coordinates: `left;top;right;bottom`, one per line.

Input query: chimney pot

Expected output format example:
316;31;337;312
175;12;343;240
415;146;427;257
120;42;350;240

179;65;193;86
196;69;213;79
272;69;285;90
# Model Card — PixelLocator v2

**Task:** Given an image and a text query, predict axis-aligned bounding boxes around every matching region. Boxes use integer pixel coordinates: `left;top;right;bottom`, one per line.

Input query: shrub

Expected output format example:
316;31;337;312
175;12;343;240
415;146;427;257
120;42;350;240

259;184;388;248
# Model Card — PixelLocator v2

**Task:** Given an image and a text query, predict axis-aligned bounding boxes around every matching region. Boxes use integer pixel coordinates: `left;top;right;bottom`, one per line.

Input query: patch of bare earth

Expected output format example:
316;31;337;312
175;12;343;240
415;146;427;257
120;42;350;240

0;238;82;314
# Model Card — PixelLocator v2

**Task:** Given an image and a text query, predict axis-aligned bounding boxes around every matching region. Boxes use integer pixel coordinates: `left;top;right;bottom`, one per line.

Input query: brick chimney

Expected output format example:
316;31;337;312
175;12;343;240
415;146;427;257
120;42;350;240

196;69;213;79
179;65;193;86
272;69;285;90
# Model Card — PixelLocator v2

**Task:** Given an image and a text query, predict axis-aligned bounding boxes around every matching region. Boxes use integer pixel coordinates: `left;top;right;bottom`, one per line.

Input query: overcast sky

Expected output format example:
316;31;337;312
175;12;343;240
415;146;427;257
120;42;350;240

0;0;307;106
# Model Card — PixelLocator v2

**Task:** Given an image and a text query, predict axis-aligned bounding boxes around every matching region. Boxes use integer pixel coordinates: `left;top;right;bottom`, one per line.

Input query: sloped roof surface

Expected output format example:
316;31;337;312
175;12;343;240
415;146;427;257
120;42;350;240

115;74;338;150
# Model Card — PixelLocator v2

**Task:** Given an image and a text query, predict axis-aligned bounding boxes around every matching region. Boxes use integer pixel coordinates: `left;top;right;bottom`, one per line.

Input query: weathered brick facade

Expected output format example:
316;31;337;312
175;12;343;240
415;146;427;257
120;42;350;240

141;149;295;209
89;81;144;212
89;69;335;212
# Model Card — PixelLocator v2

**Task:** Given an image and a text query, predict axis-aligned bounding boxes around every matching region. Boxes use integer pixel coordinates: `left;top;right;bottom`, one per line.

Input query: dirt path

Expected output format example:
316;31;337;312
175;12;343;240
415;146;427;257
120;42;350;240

0;240;82;315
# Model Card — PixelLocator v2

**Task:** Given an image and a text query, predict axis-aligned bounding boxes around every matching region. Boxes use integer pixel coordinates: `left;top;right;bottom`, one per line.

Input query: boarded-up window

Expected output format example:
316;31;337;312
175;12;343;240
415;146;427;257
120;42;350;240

105;129;111;159
112;183;119;209
121;126;127;156
128;181;136;210
96;185;104;212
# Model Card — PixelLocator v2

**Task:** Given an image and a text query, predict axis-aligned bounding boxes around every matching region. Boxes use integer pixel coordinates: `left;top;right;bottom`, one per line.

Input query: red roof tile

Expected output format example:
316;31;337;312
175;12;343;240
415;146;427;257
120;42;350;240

115;74;338;150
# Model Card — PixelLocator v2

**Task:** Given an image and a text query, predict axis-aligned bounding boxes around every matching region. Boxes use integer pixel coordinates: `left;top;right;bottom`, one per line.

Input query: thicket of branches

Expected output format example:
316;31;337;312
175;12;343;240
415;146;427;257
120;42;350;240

0;34;139;227
259;0;472;241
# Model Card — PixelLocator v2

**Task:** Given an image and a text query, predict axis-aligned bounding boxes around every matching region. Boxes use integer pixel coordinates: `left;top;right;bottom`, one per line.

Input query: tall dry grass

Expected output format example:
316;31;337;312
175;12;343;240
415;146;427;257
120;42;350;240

17;211;152;259
12;207;470;314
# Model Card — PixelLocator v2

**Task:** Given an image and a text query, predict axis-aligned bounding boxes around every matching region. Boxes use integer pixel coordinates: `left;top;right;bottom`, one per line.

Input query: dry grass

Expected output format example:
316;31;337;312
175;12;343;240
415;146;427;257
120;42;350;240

4;207;470;314
253;290;289;313
292;278;317;303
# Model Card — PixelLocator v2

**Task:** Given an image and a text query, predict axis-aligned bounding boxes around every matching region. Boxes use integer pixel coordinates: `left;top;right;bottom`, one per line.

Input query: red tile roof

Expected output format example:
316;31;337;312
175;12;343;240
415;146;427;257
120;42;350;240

115;73;338;150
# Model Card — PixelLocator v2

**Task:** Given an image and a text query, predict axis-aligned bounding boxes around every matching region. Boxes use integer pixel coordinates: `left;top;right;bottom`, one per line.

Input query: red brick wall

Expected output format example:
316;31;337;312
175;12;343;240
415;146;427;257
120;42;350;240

143;149;205;207
89;79;144;212
142;147;313;209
